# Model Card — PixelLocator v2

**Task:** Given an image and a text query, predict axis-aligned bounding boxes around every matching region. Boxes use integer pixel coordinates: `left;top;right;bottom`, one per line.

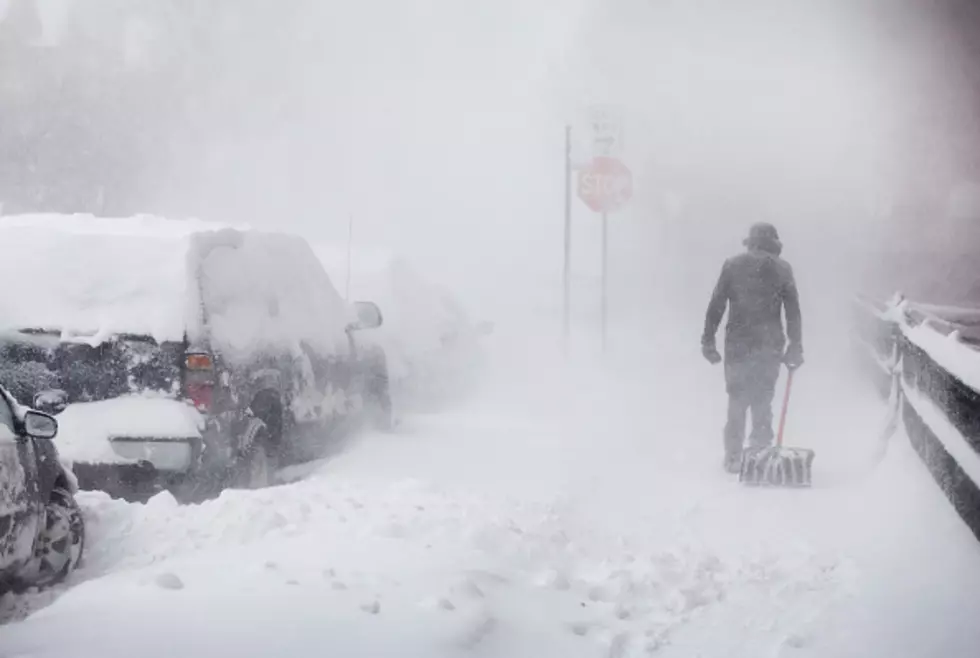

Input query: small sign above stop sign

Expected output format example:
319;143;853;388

577;156;633;214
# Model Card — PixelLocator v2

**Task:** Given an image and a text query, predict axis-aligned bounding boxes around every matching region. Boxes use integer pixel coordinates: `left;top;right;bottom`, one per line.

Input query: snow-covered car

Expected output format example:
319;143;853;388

0;385;84;595
313;243;492;410
0;215;392;502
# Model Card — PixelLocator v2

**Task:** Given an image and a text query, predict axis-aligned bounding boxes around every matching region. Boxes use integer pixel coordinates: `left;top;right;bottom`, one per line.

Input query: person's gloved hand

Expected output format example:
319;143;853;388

784;343;804;370
702;343;722;365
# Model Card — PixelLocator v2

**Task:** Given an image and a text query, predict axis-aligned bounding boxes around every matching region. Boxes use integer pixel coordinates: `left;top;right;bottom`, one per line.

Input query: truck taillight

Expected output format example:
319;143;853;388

185;352;215;411
185;353;214;371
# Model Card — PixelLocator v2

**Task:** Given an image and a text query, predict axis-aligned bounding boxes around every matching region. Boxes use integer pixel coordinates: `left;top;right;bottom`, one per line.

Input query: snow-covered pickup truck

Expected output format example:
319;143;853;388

0;215;392;503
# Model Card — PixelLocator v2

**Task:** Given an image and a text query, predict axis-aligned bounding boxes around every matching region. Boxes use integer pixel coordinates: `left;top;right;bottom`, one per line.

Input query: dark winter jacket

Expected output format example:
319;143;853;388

701;247;802;361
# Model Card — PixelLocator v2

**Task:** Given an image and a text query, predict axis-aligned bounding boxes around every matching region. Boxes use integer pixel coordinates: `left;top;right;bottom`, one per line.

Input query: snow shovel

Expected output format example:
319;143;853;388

738;368;815;487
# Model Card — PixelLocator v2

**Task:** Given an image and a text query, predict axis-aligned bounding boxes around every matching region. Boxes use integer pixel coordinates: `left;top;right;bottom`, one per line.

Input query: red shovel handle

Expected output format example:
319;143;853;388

776;368;795;447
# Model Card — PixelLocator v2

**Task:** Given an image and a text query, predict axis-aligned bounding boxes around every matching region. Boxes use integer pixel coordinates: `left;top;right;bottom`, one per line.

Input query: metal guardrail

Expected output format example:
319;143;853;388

853;295;980;542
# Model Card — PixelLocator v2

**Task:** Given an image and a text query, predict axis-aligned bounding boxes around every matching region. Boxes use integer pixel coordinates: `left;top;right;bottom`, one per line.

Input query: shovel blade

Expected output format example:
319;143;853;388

738;446;815;487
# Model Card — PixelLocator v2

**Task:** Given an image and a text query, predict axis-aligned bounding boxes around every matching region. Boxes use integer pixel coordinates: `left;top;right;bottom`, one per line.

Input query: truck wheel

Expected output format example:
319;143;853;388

19;487;85;589
231;418;274;490
368;364;393;432
365;350;394;432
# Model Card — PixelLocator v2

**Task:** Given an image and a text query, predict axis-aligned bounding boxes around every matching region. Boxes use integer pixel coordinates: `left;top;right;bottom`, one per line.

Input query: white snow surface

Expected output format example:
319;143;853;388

53;395;204;466
2;323;980;657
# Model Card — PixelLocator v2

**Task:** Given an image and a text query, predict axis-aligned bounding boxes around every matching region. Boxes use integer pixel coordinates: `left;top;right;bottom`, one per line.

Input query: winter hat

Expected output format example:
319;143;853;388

743;222;782;255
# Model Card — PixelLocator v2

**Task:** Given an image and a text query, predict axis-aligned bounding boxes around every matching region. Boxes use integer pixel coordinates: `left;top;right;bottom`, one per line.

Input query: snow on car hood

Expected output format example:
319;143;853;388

54;395;205;466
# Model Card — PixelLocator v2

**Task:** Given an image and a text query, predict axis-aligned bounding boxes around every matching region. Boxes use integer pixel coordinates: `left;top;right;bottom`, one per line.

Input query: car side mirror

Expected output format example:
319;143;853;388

24;410;58;439
347;301;384;331
34;389;68;416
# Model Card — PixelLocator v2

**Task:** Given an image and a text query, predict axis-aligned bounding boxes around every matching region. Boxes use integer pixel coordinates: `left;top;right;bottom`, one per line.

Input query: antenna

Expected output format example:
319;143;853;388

345;213;353;301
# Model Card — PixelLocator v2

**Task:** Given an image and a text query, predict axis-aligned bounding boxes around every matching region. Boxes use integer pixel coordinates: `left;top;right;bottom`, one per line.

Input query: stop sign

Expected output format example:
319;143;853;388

577;156;633;214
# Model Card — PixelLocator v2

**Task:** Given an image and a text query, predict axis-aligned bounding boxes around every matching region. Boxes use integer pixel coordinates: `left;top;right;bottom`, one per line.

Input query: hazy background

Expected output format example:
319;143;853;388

1;0;979;334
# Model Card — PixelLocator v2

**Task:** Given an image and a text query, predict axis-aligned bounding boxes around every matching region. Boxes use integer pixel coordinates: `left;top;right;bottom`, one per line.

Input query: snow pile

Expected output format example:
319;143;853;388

0;473;854;657
53;395;204;466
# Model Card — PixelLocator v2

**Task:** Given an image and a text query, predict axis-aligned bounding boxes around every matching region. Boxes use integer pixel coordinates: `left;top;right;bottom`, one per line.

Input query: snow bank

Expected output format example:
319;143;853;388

54;395;204;467
0;473;855;657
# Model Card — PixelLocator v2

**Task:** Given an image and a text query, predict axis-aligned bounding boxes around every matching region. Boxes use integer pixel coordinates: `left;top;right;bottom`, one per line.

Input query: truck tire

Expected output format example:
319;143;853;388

367;356;393;431
15;486;85;590
230;417;274;490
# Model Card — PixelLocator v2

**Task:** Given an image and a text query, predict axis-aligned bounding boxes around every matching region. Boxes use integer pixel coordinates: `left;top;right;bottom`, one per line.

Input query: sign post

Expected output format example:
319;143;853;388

576;155;633;353
563;125;572;353
601;211;609;352
345;213;353;301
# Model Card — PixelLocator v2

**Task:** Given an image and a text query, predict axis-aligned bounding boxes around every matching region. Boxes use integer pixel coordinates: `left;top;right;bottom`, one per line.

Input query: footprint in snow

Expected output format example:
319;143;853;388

535;568;571;591
360;600;381;615
455;578;485;600
782;633;811;649
155;573;184;591
607;632;632;658
454;614;497;650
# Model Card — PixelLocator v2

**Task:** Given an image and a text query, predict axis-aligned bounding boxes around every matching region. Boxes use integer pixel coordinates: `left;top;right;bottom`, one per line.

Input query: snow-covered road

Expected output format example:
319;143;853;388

2;324;980;658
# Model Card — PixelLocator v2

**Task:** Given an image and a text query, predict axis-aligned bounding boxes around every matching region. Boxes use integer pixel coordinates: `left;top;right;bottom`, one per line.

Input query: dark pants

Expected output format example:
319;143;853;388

723;351;782;457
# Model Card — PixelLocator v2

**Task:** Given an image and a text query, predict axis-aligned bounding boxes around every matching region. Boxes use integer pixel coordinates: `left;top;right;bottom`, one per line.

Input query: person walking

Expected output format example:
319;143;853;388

701;222;804;473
